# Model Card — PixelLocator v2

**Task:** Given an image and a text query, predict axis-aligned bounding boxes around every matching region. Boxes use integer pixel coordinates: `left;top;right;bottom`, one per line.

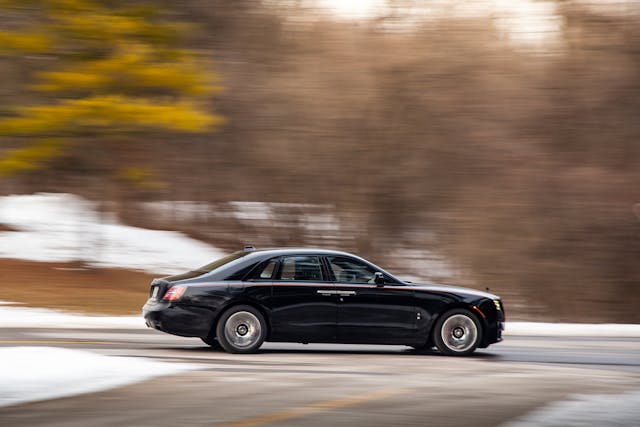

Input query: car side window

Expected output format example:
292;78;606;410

327;256;377;284
279;256;323;281
247;259;278;281
224;262;259;280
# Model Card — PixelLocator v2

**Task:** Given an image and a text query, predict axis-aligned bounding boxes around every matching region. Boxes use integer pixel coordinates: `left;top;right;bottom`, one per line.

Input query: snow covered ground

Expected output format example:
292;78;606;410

0;193;225;274
502;389;640;427
0;347;199;408
0;303;143;329
507;322;640;337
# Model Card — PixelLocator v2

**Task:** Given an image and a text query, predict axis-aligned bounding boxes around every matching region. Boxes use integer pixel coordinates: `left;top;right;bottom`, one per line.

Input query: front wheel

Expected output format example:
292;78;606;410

433;309;482;356
216;305;266;354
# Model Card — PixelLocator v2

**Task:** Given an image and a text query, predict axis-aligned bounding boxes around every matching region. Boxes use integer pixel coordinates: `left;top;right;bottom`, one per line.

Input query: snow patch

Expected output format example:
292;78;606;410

228;201;342;236
505;322;640;338
0;347;198;408
502;389;640;427
0;193;226;274
0;303;142;328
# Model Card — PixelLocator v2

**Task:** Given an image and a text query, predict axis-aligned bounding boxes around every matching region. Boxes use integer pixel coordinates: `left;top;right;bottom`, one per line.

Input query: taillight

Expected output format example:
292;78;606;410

163;285;187;301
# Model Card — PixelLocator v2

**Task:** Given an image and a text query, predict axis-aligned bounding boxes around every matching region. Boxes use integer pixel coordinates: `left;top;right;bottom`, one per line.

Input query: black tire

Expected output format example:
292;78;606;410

216;305;267;354
433;309;482;356
200;335;222;350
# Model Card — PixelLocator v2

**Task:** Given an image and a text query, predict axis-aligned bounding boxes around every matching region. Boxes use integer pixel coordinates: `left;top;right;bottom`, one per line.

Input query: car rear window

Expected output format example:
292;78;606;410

196;251;250;274
164;251;250;281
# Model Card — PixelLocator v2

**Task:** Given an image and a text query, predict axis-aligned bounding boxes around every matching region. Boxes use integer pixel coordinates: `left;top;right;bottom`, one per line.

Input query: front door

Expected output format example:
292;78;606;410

326;256;416;344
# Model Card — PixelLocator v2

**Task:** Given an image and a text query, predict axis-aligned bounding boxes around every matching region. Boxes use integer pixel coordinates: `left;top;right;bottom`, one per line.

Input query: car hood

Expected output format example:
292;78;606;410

407;282;499;300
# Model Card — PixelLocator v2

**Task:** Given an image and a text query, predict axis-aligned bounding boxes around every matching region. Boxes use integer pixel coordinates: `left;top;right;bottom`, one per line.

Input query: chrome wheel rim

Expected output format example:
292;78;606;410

224;311;262;349
441;314;478;352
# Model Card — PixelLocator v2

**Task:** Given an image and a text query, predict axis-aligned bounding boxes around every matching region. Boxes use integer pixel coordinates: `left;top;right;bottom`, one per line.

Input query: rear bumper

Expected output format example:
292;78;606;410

142;299;215;338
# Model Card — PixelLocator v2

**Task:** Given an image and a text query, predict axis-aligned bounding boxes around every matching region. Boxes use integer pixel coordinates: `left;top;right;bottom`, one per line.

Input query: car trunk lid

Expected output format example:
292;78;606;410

149;279;172;300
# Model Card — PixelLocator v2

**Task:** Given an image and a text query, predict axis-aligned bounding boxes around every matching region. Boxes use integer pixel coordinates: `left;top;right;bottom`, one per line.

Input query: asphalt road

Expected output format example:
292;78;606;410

1;327;640;426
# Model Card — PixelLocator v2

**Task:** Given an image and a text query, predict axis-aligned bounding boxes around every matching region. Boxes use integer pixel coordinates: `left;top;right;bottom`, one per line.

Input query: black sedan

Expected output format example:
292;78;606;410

143;247;504;356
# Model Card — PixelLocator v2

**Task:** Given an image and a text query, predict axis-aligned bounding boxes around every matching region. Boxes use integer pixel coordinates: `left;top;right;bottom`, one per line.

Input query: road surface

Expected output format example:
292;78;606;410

1;327;639;426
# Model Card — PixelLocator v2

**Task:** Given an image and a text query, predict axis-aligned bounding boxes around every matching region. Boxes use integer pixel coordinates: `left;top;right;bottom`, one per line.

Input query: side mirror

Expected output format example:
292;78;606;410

374;272;385;287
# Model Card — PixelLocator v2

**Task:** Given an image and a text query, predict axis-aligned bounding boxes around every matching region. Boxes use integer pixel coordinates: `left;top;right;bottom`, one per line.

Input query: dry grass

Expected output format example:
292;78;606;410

2;259;158;315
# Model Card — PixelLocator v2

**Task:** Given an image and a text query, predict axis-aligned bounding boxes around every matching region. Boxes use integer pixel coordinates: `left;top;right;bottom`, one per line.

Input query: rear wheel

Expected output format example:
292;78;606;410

216;305;266;354
433;309;482;356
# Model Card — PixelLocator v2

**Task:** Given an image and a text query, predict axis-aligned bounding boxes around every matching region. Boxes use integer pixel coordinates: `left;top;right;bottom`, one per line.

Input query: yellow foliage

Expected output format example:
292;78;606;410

0;139;67;176
34;46;218;96
0;31;51;54
0;96;222;135
0;0;222;178
33;71;109;92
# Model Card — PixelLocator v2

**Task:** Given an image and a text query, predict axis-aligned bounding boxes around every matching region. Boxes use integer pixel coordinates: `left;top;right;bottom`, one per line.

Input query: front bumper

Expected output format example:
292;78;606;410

496;320;504;342
476;298;505;347
142;299;215;338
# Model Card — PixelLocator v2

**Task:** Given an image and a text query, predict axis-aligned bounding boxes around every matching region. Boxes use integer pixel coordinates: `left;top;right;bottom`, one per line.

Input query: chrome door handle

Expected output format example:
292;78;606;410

334;290;356;296
316;290;356;296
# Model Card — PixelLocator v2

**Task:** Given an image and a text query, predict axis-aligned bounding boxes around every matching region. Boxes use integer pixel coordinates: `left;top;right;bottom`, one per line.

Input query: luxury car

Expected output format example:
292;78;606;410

143;247;504;356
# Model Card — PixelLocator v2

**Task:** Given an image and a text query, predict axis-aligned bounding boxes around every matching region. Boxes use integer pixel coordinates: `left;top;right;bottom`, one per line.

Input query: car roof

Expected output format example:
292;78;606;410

249;247;357;257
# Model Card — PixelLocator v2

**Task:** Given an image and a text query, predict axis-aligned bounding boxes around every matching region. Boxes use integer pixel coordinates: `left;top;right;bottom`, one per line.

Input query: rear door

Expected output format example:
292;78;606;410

327;256;417;344
268;255;337;342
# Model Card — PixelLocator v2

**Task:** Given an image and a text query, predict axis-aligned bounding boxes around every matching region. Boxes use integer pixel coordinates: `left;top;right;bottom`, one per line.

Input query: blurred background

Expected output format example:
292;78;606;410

1;0;639;322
